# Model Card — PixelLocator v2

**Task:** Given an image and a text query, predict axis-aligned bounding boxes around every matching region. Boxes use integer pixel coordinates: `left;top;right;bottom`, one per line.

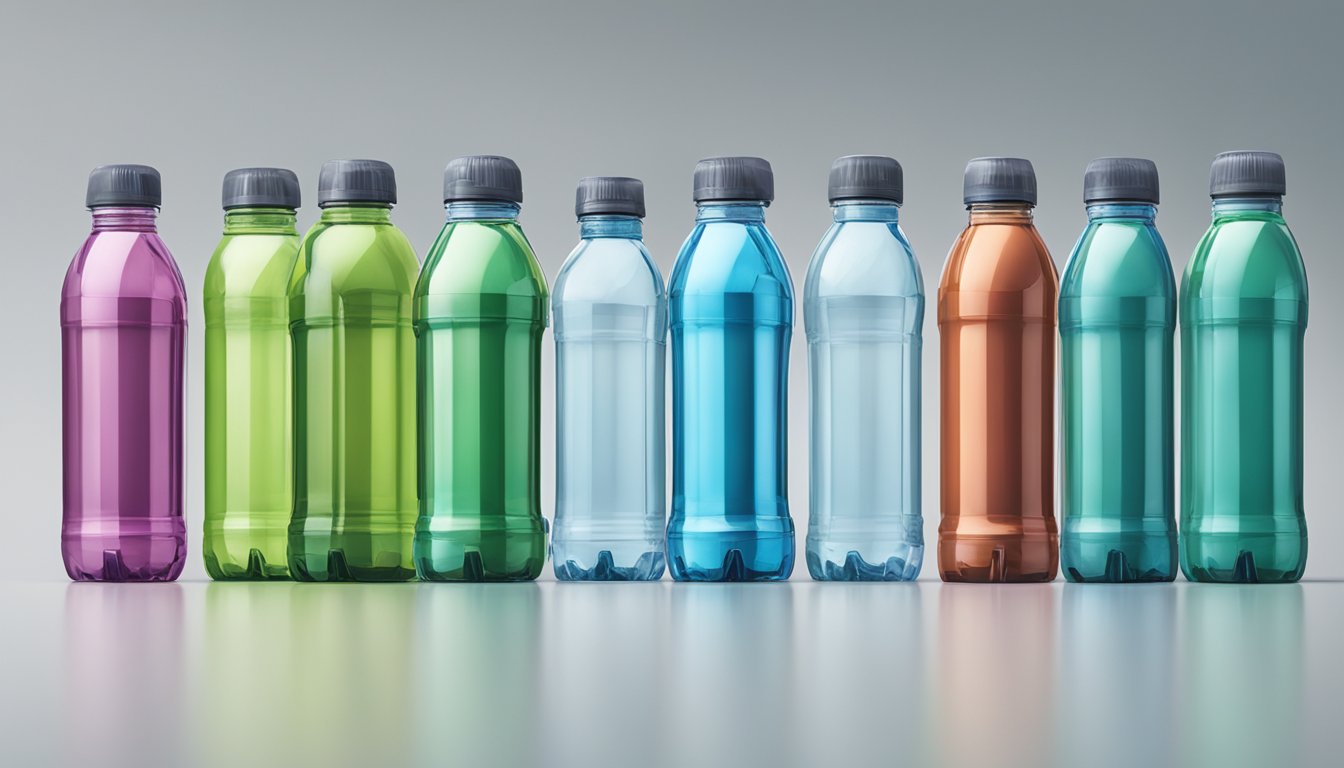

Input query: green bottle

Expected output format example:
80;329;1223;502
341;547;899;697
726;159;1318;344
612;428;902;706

288;160;419;582
1181;151;1308;583
204;168;302;579
414;155;549;581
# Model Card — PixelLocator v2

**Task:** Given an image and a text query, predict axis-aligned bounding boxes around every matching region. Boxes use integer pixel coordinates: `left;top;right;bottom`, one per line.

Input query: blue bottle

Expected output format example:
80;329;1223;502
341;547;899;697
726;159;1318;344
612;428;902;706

552;177;667;580
804;155;923;581
1059;158;1177;582
667;156;795;581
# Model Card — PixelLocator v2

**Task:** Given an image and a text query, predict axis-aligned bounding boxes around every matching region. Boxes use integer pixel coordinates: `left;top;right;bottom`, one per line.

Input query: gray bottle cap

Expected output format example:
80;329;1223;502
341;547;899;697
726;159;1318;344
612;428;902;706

828;155;903;204
86;164;162;208
963;157;1037;206
317;159;396;207
222;167;301;210
693;156;774;204
576;176;645;218
1209;151;1286;199
1083;157;1159;204
443;155;523;204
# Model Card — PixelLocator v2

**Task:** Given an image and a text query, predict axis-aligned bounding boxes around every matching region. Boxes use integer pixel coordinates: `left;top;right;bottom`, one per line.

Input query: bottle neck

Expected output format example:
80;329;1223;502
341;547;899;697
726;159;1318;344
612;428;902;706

318;203;393;224
968;202;1034;224
832;200;900;223
1085;202;1156;223
223;207;298;235
1212;196;1284;220
445;201;521;222
90;206;158;233
696;202;767;223
579;214;643;239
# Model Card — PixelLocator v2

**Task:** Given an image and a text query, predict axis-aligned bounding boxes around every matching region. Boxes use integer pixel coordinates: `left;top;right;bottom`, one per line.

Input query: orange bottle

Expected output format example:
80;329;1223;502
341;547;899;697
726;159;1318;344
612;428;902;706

938;157;1059;582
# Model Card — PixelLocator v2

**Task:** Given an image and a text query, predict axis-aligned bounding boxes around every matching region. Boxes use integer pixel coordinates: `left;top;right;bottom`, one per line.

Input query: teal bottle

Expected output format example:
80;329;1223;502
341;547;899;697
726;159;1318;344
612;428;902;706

1180;151;1308;583
1059;158;1176;582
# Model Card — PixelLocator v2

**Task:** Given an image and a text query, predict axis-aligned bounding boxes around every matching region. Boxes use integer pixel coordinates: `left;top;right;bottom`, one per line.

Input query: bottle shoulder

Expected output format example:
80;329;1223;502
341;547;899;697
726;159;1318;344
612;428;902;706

554;237;664;308
290;220;420;297
939;222;1058;296
668;219;793;299
1182;217;1307;301
1060;220;1175;300
63;230;186;303
805;221;924;301
205;233;301;300
417;220;547;299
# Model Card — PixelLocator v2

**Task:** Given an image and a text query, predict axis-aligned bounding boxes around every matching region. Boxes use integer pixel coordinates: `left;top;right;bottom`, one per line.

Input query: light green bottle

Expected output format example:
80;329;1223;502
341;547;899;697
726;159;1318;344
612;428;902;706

203;168;302;580
288;160;419;582
414;155;549;581
1181;151;1308;583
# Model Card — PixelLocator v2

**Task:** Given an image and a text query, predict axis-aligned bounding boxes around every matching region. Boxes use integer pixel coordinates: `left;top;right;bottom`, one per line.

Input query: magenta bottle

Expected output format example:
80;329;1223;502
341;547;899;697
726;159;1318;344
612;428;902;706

61;165;188;580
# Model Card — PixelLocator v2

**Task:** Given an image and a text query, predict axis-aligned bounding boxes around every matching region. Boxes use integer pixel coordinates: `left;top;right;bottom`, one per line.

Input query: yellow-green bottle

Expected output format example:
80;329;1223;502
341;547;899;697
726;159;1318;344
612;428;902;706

288;160;419;582
203;168;301;580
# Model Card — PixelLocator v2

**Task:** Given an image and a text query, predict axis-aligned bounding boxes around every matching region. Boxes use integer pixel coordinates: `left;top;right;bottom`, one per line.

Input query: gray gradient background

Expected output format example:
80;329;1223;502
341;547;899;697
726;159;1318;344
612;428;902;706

2;2;1343;766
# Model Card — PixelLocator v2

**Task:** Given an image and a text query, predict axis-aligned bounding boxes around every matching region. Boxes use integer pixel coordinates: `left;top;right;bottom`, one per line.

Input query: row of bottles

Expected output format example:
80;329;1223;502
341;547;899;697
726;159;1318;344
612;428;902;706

59;151;1308;584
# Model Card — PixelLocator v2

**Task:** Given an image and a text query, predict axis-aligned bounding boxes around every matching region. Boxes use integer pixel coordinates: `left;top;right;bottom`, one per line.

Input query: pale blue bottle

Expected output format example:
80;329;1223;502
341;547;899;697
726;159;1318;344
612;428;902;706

667;156;795;581
805;155;924;580
552;177;667;580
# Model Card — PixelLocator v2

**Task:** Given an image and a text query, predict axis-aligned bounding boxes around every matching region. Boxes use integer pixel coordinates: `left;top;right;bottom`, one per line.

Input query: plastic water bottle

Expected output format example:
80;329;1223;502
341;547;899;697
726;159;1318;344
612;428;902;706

938;157;1059;582
288;160;419;582
61;164;187;580
552;177;667;580
414;156;549;581
203;168;302;580
804;155;923;581
666;156;795;581
1181;151;1308;582
1059;158;1176;582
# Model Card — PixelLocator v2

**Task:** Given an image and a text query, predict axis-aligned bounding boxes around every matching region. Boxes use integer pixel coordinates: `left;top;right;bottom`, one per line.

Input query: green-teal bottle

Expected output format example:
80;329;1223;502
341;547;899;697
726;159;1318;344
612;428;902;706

288;160;419;582
204;168;302;579
1181;151;1308;583
413;155;549;581
1059;158;1176;582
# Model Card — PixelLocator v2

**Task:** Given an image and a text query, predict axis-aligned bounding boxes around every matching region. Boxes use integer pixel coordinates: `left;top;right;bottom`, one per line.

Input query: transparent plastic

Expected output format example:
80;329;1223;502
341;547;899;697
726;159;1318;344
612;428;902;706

414;202;549;581
803;201;924;580
1180;197;1308;582
667;202;795;581
1059;203;1177;582
61;207;187;581
203;208;300;579
938;203;1059;582
552;215;667;580
287;204;419;582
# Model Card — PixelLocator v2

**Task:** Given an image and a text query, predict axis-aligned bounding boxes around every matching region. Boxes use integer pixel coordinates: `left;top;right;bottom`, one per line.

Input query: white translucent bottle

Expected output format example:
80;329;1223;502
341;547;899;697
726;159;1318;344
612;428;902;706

552;177;667;580
804;155;924;580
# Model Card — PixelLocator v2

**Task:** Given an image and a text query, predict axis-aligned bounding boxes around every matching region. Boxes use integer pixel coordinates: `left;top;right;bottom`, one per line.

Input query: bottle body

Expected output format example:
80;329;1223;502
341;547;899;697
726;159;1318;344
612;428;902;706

61;208;187;580
414;203;549;581
938;205;1059;582
1180;199;1307;582
804;203;923;580
1059;204;1176;582
288;206;419;581
553;216;666;580
203;209;300;579
667;204;795;581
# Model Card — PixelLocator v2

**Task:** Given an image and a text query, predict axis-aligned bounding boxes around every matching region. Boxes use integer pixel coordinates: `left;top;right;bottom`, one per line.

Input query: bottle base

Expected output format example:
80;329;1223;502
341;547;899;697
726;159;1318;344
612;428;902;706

414;529;546;582
288;529;415;582
667;531;794;582
1180;532;1306;583
63;528;186;582
805;540;923;582
552;545;665;581
938;534;1058;583
1061;532;1176;583
205;547;291;581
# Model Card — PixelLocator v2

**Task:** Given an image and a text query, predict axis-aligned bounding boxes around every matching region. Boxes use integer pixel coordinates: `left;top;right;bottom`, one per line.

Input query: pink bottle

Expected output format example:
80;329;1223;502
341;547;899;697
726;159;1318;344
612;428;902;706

61;164;187;580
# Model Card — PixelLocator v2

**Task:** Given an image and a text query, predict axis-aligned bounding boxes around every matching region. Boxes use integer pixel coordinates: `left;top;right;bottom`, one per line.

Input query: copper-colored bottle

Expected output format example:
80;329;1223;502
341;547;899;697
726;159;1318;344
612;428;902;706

938;157;1058;582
